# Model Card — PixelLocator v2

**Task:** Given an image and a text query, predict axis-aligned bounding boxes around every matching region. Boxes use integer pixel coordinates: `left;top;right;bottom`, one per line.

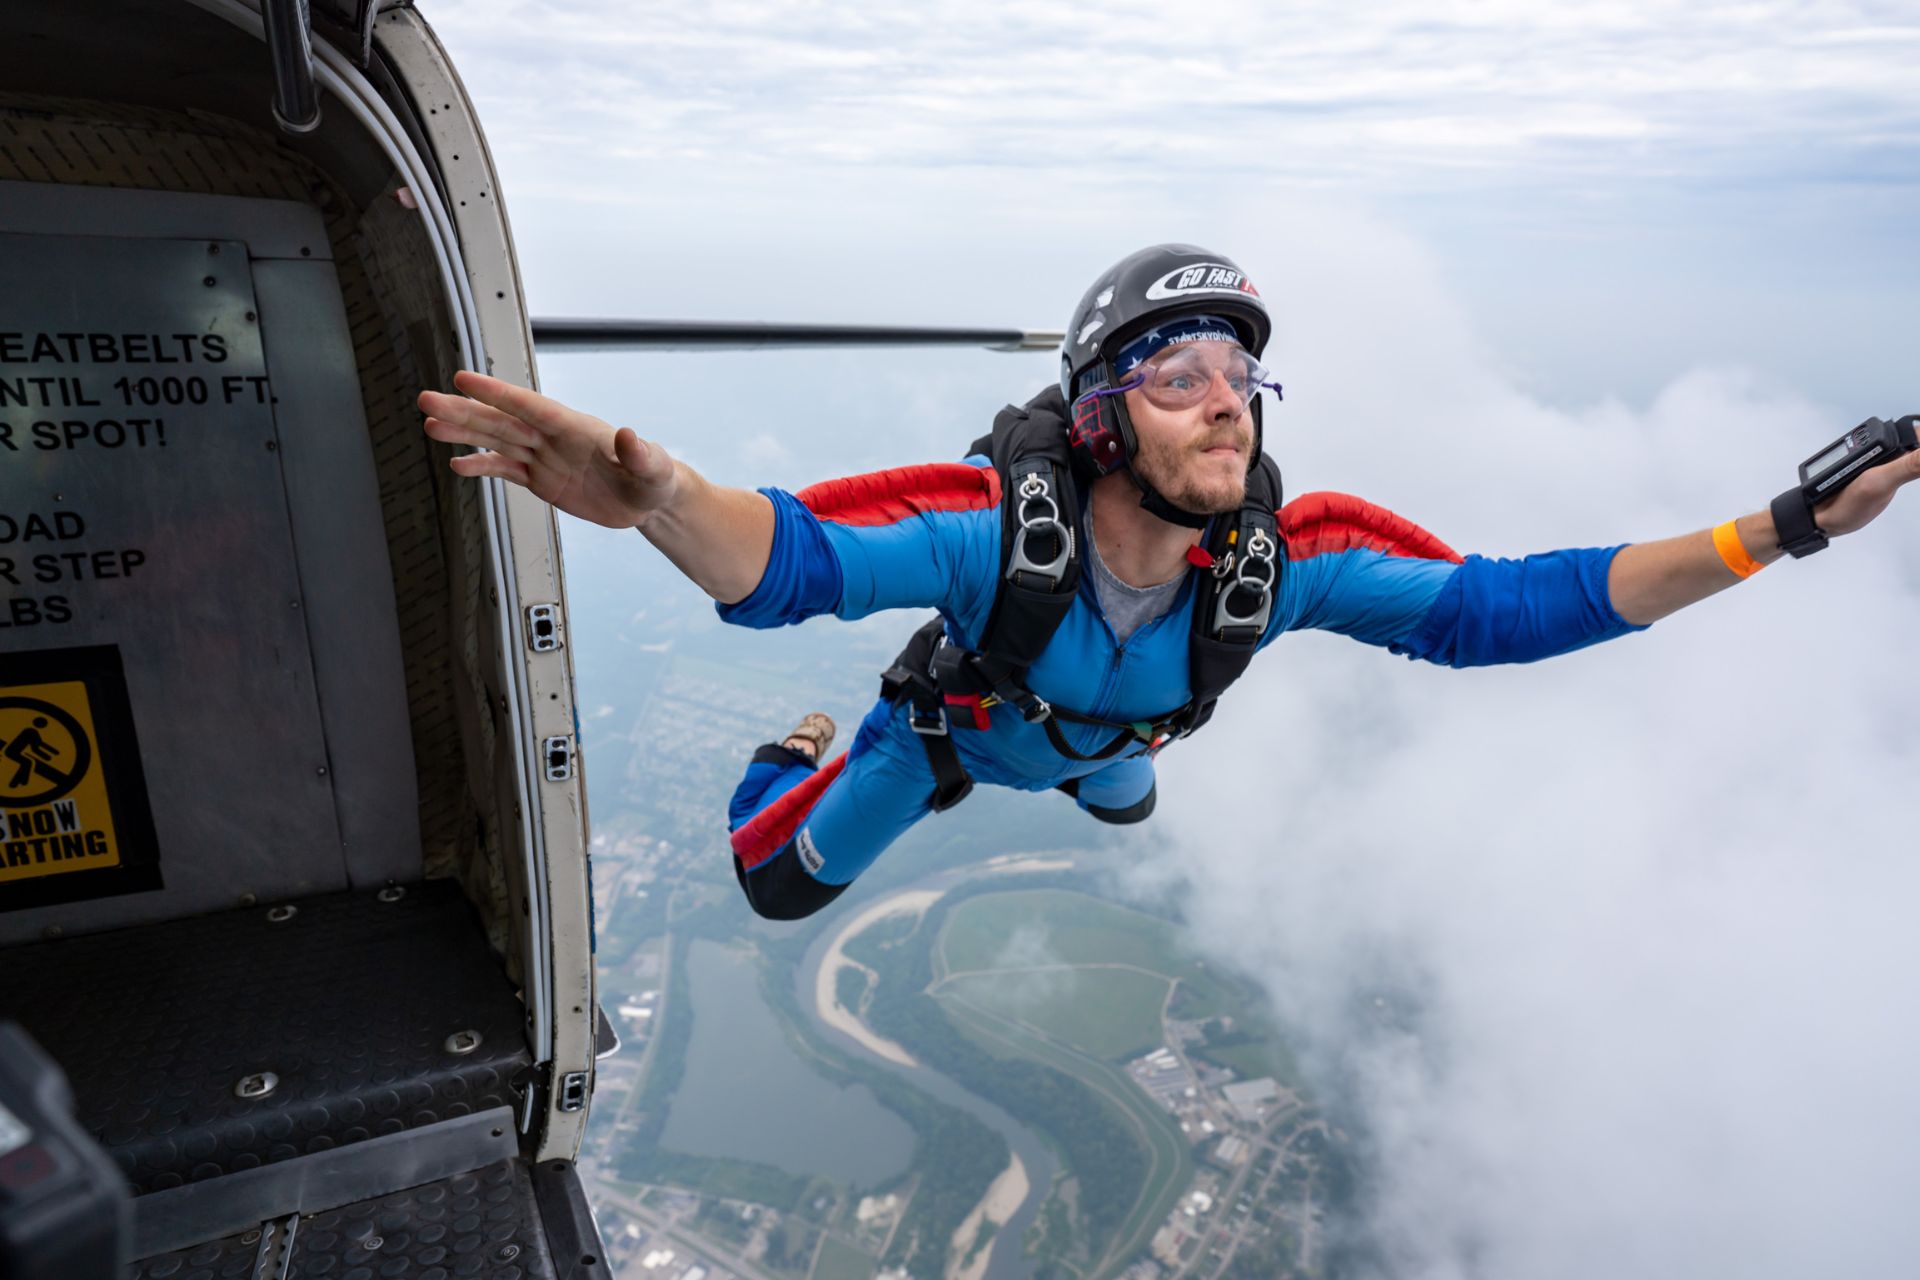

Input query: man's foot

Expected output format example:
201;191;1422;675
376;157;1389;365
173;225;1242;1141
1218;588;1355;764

781;712;836;763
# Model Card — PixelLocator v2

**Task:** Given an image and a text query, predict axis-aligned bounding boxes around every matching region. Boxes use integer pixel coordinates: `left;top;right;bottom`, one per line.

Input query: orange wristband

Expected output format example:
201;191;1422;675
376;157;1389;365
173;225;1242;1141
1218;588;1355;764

1712;519;1763;579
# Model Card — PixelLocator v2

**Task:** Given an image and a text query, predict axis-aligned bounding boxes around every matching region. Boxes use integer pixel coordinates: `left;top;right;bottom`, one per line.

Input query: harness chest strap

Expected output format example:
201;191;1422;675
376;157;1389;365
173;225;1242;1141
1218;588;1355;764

880;385;1286;810
879;617;977;811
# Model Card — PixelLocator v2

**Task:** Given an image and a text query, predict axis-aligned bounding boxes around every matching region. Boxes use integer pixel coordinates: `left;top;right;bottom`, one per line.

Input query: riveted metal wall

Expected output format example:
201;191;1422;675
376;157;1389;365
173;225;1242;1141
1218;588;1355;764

0;93;508;950
0;226;346;928
0;0;598;1160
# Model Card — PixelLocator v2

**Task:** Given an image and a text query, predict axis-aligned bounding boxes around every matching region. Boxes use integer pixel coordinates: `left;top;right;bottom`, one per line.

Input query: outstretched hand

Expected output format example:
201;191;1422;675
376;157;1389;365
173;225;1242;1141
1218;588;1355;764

1809;436;1920;538
417;370;678;530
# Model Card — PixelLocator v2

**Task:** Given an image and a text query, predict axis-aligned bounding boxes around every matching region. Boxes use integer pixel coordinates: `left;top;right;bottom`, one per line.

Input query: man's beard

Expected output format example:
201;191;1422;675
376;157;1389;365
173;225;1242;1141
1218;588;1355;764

1132;426;1250;515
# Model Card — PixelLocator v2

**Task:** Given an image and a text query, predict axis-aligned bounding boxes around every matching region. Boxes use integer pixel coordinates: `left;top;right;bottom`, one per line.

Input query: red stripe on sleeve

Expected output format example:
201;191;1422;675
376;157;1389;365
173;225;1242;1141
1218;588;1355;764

796;463;1001;527
1279;491;1463;564
730;753;849;871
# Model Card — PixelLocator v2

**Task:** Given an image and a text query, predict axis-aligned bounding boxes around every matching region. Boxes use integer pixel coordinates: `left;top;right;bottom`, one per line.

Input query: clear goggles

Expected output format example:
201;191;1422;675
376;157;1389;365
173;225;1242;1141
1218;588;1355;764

1075;344;1282;415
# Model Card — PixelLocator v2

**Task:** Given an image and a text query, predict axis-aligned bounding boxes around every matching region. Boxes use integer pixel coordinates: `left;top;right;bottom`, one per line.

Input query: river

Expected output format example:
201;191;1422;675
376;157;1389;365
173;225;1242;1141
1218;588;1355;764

657;861;1072;1280
793;862;1074;1280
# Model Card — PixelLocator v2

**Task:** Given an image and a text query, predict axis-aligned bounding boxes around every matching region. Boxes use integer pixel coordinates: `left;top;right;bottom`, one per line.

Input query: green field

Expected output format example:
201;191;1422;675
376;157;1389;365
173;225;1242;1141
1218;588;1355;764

937;888;1246;1018
939;965;1169;1061
1192;1036;1300;1086
935;988;1192;1278
812;1234;877;1280
1170;983;1304;1087
930;889;1245;1277
849;884;1297;1278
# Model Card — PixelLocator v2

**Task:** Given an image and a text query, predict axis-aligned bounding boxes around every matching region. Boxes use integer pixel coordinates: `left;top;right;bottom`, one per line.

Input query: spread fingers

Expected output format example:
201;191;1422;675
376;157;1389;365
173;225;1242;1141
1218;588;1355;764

417;387;543;450
447;448;531;486
423;414;536;464
447;369;582;439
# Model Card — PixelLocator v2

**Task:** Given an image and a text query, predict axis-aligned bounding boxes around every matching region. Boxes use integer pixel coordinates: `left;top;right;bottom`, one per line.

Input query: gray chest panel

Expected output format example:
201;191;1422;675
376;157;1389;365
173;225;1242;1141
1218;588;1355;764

0;182;418;941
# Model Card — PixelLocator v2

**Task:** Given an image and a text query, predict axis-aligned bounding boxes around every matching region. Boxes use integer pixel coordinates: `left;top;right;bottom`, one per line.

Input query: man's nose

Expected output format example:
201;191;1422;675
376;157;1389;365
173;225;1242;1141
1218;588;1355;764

1203;369;1243;420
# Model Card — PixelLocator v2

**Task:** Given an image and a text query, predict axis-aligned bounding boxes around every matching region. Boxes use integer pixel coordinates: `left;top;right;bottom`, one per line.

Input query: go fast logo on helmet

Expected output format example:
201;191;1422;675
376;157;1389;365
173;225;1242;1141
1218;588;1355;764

1062;245;1278;525
1144;263;1261;301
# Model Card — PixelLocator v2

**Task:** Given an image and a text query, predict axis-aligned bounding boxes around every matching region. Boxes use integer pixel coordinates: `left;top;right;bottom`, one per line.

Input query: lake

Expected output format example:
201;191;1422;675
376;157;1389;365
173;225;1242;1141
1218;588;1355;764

659;938;916;1187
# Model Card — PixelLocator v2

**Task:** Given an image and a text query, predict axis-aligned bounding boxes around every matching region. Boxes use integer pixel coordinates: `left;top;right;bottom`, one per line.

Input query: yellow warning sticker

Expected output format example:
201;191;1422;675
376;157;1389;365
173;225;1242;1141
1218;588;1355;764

0;681;121;882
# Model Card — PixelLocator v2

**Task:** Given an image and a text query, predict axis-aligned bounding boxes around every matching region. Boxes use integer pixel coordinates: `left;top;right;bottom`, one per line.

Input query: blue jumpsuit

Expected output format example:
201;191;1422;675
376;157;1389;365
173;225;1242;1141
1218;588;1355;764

721;458;1644;918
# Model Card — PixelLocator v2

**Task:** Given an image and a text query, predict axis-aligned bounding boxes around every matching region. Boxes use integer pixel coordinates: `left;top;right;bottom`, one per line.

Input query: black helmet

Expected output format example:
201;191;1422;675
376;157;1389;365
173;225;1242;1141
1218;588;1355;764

1058;245;1272;524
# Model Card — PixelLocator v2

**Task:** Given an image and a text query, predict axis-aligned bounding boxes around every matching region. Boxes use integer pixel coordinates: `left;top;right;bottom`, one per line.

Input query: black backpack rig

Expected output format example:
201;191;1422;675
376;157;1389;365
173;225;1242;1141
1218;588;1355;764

880;384;1286;813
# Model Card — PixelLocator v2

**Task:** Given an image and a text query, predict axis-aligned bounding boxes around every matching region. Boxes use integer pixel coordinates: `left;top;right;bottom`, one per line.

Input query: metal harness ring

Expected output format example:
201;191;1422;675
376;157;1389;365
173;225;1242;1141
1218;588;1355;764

1008;472;1072;584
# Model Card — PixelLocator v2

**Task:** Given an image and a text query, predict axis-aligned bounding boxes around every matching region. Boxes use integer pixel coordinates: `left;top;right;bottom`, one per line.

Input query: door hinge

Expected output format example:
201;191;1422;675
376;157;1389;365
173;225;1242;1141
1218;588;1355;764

514;1063;590;1124
542;735;575;782
525;602;564;652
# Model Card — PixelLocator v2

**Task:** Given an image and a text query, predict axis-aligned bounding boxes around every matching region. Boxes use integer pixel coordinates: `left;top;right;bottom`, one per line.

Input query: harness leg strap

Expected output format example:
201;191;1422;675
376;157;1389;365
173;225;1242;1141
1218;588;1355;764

1054;776;1158;825
920;722;974;811
884;617;980;811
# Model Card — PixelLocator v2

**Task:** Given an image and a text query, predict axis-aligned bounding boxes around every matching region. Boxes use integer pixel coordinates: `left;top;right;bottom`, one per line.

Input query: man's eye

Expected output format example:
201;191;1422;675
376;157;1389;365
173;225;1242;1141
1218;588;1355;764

1166;374;1198;391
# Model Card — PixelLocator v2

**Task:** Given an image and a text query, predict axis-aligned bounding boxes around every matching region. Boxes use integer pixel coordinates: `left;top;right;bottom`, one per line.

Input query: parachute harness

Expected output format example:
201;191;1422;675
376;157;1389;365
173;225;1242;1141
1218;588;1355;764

879;386;1285;814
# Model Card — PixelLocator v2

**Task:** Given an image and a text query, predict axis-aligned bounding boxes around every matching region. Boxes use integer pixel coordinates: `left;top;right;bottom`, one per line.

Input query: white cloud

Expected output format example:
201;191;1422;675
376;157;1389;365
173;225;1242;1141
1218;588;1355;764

1114;208;1920;1280
431;2;1920;190
431;2;1920;410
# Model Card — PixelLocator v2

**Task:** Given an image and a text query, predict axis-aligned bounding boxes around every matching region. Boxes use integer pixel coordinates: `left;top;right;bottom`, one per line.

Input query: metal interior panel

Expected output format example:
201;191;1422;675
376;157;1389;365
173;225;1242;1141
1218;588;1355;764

0;179;331;261
0;228;342;940
0;181;425;939
251;261;419;889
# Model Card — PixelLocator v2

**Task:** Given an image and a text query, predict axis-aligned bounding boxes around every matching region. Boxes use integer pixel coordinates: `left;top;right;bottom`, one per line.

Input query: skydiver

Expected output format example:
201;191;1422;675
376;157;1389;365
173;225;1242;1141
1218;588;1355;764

418;244;1920;920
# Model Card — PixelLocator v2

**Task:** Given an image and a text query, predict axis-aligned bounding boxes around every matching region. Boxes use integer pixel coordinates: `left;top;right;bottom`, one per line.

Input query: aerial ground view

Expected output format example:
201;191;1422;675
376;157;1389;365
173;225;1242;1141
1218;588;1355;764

560;547;1358;1280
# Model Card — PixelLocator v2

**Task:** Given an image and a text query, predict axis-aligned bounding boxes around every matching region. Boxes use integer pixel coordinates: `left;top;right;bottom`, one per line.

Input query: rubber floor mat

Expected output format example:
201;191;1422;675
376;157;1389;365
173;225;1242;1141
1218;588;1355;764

3;880;531;1194
128;1159;558;1279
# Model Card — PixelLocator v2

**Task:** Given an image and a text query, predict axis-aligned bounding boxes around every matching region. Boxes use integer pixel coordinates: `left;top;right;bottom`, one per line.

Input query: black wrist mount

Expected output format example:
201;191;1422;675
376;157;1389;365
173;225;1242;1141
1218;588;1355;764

1769;487;1829;559
1768;414;1920;561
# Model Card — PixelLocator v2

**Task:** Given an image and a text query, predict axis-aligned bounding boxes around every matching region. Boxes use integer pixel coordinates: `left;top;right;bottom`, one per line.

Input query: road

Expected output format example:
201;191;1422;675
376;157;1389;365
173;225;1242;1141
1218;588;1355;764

589;1175;781;1280
1173;1109;1326;1280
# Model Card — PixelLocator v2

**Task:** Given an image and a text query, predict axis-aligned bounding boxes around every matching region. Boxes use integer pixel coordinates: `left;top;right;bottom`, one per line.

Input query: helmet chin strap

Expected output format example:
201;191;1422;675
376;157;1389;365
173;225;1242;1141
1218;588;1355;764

1129;469;1213;529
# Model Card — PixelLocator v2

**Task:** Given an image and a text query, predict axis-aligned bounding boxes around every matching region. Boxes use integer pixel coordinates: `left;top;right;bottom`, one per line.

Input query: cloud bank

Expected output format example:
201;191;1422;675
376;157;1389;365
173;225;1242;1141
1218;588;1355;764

440;1;1920;191
436;1;1919;409
1126;212;1920;1280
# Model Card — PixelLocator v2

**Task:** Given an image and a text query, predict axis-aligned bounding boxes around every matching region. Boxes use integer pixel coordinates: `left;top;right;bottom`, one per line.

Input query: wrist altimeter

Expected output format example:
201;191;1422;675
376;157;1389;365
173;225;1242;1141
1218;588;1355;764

1769;414;1919;558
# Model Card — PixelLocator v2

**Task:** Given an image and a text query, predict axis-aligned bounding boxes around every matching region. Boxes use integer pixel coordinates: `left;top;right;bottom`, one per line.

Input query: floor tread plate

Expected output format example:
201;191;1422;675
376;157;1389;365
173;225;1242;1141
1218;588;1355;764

129;1158;558;1279
4;880;530;1194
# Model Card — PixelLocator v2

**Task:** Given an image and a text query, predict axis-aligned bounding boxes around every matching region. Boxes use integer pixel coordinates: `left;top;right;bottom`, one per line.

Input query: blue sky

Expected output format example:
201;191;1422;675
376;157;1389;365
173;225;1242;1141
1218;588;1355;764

421;7;1920;1277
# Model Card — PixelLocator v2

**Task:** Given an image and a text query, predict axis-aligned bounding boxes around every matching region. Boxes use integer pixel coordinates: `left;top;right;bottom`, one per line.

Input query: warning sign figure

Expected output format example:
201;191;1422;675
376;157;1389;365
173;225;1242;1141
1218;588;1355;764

0;697;90;809
5;717;61;789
